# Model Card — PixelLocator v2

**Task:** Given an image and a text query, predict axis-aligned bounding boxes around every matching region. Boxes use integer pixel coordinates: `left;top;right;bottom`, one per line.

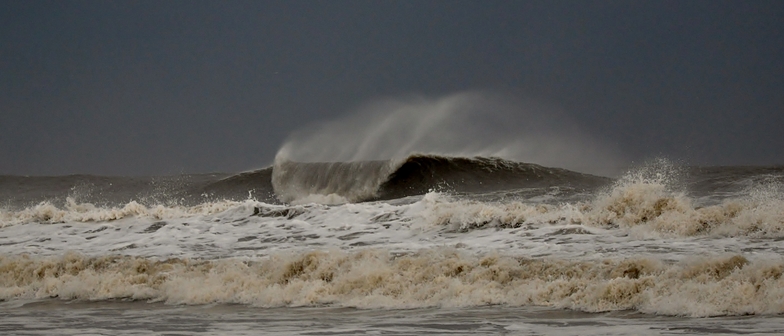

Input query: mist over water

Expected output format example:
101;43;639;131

274;92;624;177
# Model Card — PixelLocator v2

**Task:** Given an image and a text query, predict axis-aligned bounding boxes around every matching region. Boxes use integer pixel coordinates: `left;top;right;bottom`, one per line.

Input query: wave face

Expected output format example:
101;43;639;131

377;155;610;200
2;159;784;317
272;154;611;204
271;160;396;204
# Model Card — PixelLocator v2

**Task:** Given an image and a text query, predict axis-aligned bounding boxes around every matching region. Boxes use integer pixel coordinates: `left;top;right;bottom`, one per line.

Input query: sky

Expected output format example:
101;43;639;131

1;0;782;176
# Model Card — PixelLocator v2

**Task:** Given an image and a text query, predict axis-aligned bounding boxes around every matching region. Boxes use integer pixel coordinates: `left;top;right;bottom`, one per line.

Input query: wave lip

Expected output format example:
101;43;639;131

271;154;611;204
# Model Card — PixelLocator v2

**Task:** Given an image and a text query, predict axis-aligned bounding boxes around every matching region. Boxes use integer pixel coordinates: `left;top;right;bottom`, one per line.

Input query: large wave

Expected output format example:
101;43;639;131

271;154;610;204
274;92;624;175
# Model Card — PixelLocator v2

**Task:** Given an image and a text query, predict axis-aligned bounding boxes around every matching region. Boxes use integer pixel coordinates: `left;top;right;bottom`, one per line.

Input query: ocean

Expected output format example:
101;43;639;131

2;155;784;335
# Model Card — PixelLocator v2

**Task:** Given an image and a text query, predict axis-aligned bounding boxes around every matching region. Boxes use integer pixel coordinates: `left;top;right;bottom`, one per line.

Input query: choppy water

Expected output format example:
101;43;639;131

2;156;784;334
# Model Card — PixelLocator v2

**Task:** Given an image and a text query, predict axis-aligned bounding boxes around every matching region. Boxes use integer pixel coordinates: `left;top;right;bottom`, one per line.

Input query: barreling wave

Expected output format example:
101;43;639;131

271;154;610;204
1;249;782;317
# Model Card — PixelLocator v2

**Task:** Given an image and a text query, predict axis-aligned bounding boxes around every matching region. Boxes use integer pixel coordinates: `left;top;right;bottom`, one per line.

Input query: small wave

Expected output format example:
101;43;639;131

199;168;277;203
0;250;780;317
0;197;256;227
587;161;784;237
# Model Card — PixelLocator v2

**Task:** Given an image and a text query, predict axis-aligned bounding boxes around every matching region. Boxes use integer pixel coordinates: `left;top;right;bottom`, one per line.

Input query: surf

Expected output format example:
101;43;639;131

3;250;782;317
270;91;624;204
271;154;611;204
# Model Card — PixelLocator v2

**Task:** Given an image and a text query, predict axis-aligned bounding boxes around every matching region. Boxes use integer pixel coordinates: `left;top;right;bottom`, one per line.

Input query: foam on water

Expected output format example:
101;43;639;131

2;250;783;316
418;170;784;240
1;172;783;260
0;197;252;227
2;162;784;318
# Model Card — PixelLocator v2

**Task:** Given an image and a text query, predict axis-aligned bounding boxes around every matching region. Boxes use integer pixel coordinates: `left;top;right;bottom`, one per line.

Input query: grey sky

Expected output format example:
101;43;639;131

1;0;782;176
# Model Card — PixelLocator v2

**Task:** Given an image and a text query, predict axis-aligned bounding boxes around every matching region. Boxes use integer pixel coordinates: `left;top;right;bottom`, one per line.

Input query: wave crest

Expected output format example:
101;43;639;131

272;154;609;204
418;165;784;238
0;197;254;227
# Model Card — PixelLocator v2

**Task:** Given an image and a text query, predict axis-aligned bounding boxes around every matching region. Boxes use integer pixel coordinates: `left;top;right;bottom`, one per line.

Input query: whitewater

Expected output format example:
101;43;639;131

2;154;784;335
2;93;784;334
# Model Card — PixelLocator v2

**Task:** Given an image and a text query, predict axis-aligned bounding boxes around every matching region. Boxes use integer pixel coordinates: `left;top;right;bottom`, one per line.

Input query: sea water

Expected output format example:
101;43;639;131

2;157;784;335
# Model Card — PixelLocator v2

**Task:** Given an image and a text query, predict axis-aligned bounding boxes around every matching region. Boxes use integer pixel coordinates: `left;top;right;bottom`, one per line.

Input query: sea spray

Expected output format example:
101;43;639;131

272;154;610;204
270;92;624;204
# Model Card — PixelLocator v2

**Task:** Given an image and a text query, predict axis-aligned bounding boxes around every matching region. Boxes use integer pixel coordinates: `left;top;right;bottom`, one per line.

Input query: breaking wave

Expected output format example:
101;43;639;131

422;162;784;238
2;161;784;318
1;250;782;317
0;197;255;227
2;160;783;239
271;154;610;204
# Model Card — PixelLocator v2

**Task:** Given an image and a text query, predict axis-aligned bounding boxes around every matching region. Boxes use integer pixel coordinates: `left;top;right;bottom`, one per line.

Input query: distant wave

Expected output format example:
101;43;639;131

271;154;611;204
0;155;611;208
3;159;781;213
199;168;276;203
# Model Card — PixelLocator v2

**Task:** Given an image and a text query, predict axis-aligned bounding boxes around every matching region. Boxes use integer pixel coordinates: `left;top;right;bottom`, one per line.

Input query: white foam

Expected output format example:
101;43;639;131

1;250;783;317
2;166;784;317
0;197;252;228
1;177;783;262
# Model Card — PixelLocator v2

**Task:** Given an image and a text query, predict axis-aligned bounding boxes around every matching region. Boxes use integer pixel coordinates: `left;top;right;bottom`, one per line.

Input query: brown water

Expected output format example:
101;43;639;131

3;300;783;335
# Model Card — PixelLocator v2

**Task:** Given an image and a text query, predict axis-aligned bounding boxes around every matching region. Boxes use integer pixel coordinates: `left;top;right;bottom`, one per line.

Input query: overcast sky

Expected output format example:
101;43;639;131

1;0;782;176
